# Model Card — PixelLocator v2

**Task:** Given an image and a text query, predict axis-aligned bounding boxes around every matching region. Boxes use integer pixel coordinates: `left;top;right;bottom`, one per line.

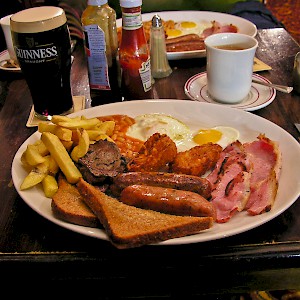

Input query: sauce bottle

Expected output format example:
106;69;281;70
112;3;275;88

81;0;121;106
293;52;300;94
119;0;153;100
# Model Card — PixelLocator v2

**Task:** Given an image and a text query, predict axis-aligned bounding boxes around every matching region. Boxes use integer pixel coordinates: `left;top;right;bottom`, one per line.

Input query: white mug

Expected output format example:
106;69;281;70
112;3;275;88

0;14;17;61
205;33;258;104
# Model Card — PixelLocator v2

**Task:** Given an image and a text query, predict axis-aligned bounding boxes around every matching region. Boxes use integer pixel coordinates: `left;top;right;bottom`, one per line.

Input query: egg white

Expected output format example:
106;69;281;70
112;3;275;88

212;126;240;148
126;114;192;149
126;114;240;152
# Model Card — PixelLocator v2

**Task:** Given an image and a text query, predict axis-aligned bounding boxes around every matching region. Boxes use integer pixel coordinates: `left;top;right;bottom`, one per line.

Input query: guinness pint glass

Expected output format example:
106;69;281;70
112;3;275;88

11;7;73;120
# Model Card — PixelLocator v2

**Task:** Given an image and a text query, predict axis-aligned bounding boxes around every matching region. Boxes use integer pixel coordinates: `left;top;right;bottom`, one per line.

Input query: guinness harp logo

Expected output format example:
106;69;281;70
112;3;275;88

26;37;35;48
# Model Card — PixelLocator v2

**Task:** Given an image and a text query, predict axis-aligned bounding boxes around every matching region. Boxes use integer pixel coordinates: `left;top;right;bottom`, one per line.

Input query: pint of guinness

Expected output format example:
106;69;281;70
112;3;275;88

11;7;73;120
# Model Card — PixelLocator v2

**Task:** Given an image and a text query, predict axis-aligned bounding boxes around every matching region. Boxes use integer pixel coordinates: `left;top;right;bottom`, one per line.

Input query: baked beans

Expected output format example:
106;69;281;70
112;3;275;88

98;115;144;159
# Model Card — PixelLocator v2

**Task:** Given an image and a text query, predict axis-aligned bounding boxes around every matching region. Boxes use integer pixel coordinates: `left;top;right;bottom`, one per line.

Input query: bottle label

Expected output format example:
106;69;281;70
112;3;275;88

83;24;110;90
122;12;143;30
139;58;152;92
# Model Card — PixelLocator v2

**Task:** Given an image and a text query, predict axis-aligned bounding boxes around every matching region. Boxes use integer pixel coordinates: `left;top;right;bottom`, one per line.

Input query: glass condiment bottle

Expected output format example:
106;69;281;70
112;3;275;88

150;14;172;79
81;0;121;106
119;0;153;100
293;52;300;94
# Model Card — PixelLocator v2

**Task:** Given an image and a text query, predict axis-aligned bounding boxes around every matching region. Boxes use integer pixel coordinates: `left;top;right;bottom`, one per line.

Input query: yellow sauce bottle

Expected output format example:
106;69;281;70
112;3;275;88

81;0;121;106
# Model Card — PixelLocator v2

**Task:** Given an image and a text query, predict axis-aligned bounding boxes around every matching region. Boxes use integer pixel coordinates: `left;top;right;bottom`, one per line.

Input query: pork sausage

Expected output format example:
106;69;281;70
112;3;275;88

120;184;216;219
166;40;205;52
165;33;203;45
165;34;205;52
110;171;212;199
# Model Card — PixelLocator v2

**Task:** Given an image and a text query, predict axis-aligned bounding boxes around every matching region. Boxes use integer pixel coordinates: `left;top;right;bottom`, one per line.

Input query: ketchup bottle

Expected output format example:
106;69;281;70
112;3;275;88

119;0;153;100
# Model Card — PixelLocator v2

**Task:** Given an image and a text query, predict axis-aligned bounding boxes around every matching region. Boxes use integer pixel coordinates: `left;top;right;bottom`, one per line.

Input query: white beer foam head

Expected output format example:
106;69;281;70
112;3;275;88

10;6;67;33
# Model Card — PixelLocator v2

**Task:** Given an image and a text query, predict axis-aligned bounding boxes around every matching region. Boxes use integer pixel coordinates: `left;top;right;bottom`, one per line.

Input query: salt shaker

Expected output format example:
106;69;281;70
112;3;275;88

293;52;300;93
150;14;172;79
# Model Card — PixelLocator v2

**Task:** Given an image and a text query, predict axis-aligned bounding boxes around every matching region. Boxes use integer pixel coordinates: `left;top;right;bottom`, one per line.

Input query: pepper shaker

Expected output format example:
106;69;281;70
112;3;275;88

293;52;300;94
150;14;172;79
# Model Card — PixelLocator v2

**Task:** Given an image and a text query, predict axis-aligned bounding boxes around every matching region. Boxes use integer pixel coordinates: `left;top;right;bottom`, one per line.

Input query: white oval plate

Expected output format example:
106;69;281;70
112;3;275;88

12;100;300;245
184;72;276;111
116;11;257;60
0;50;21;72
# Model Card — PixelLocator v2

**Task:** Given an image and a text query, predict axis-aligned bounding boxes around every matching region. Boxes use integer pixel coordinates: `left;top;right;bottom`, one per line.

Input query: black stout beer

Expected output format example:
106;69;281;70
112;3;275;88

11;7;73;120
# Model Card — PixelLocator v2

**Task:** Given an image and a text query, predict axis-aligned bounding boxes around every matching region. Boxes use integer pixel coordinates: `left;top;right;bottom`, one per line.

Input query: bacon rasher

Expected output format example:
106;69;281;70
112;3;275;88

201;21;238;39
243;134;282;215
207;141;252;223
207;135;281;223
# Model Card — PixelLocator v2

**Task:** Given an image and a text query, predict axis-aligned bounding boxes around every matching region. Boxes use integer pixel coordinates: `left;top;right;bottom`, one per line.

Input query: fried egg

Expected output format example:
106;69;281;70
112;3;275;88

126;114;239;152
166;21;211;39
165;28;184;38
126;114;191;146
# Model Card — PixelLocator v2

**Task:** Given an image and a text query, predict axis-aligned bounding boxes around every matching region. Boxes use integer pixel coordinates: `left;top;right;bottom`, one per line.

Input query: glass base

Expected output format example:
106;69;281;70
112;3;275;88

34;106;74;121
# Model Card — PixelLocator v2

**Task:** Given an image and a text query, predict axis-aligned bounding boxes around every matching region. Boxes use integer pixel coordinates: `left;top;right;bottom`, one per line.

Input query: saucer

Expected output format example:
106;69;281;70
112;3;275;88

0;50;21;72
184;72;276;111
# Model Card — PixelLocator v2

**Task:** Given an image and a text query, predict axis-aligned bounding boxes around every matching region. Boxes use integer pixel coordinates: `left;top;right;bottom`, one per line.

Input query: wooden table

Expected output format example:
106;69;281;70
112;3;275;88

0;28;300;297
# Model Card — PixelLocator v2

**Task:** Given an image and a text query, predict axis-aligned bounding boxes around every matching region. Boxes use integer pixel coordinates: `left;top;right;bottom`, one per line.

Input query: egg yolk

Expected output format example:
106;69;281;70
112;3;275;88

166;28;183;38
179;21;197;29
193;129;222;145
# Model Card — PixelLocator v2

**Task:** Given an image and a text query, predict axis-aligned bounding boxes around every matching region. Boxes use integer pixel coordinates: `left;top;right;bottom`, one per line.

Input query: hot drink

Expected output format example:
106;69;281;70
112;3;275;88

205;33;258;104
11;7;73;120
214;43;249;50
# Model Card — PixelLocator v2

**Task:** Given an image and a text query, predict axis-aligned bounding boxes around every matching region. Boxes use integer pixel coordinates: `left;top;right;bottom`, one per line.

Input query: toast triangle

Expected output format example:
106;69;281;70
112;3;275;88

52;175;99;227
77;178;214;248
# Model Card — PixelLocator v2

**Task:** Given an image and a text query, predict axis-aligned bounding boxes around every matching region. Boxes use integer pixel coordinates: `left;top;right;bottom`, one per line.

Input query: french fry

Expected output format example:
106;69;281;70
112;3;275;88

44;155;59;175
86;129;105;141
94;120;115;136
38;122;57;134
51;115;81;124
71;129;90;162
71;129;81;145
57;118;101;130
21;152;33;172
24;144;46;166
42;175;58;198
20;160;49;190
41;132;82;184
33;139;49;156
54;126;73;141
96;134;114;142
61;140;74;152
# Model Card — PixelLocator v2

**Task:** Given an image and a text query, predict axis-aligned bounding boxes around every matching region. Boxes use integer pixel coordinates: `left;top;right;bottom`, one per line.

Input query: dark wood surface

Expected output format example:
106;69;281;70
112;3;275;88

0;28;300;297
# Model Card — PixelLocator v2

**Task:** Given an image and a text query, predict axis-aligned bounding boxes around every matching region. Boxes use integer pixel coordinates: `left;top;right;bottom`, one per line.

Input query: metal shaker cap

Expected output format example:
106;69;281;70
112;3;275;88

152;14;162;28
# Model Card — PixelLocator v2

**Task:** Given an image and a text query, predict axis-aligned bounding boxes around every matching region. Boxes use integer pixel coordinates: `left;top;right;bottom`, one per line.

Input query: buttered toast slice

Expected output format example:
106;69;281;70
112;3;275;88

77;178;214;249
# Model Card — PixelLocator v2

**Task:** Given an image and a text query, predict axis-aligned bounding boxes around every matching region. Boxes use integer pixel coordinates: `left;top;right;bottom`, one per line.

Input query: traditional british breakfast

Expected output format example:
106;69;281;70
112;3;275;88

19;113;282;248
117;18;238;52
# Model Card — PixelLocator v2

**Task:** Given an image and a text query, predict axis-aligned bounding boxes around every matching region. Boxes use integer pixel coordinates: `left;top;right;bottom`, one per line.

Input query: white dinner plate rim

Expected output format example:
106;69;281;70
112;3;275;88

0;50;21;72
11;100;300;245
116;10;257;60
184;72;276;111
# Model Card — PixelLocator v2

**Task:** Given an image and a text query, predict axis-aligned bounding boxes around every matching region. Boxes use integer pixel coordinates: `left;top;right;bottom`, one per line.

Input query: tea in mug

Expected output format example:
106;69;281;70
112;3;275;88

214;43;249;50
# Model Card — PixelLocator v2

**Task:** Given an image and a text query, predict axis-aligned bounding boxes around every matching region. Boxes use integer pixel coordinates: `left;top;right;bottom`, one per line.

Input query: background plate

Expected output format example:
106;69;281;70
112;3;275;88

117;11;257;60
12;100;300;245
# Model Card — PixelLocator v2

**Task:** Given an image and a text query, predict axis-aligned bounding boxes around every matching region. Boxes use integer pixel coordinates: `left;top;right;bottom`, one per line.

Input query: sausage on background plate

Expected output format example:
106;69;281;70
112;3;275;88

165;34;205;52
120;184;216;220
